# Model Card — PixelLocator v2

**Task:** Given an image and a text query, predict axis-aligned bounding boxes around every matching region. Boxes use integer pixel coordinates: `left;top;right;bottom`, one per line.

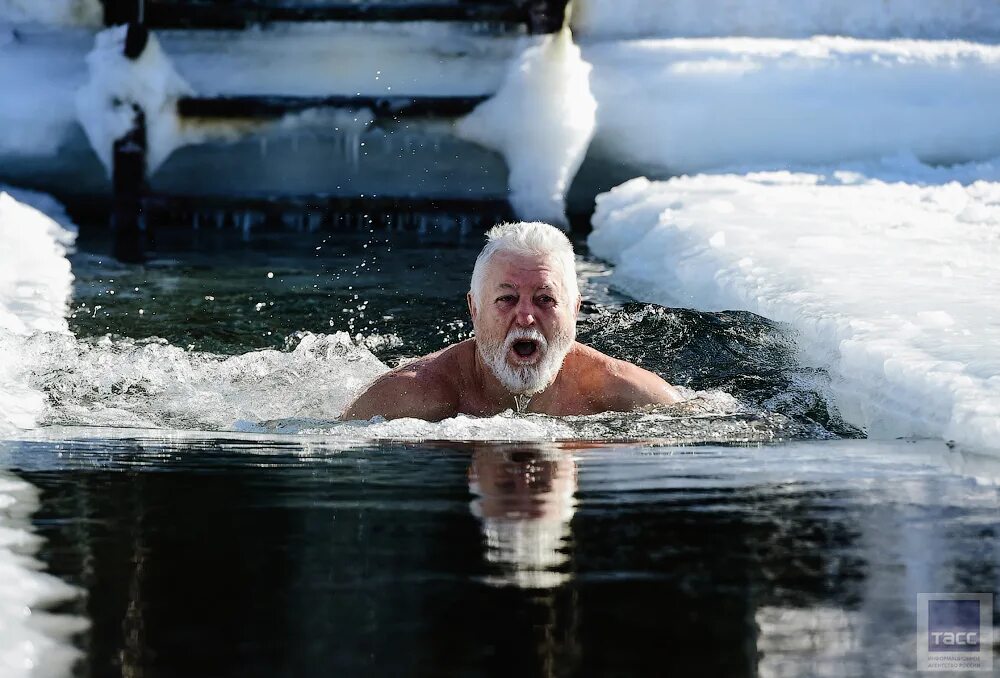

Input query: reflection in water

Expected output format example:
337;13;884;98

0;471;87;678
755;606;862;678
3;434;999;677
468;445;579;589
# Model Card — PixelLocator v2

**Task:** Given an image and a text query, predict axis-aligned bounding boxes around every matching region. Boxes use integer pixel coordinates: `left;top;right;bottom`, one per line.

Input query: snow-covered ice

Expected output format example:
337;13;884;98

76;25;197;173
588;156;1000;454
155;22;520;98
0;26;92;157
0;191;84;678
456;27;596;226
0;188;76;437
0;0;100;28
4;20;1000;196
0;190;75;335
585;37;1000;175
572;0;1000;41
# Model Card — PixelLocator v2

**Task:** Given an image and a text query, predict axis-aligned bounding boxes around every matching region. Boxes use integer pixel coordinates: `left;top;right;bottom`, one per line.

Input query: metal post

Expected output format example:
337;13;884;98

111;21;150;263
525;0;568;34
111;105;147;263
101;0;142;25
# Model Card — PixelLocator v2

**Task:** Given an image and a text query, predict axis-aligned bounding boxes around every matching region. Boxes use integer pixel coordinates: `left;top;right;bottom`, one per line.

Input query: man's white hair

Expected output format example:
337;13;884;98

469;221;579;308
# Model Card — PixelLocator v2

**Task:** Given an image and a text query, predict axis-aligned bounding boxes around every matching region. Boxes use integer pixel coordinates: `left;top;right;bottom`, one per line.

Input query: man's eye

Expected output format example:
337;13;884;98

537;295;556;305
496;295;516;304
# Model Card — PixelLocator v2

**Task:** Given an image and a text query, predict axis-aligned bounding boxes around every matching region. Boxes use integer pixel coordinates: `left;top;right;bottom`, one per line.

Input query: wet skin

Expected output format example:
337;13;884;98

342;252;682;421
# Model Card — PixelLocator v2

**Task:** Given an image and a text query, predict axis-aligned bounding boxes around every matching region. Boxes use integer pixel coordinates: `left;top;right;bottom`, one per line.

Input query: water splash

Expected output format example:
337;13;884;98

20;331;387;431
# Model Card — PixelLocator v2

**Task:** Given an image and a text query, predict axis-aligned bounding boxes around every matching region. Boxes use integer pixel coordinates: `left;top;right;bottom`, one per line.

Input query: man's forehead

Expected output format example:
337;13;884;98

486;253;564;288
497;281;553;291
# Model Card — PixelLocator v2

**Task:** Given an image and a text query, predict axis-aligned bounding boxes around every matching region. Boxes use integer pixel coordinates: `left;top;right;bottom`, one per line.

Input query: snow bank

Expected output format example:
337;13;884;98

76;24;195;173
456;28;596;226
0;27;91;157
585;37;1000;175
572;0;1000;41
8;29;998;192
157;22;517;98
0;191;75;335
0;191;85;675
0;189;76;437
588;157;1000;454
0;0;100;27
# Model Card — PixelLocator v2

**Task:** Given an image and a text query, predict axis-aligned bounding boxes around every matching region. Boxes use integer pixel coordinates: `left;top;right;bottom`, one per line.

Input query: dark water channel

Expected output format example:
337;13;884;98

5;434;999;677
64;230;852;437
3;228;998;677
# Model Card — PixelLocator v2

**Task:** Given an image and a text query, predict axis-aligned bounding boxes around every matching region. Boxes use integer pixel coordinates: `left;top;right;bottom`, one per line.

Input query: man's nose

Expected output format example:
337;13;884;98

514;299;535;327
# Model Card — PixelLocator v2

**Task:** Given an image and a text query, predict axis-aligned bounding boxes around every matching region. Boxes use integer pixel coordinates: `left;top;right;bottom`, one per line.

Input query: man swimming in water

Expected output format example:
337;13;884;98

342;221;682;421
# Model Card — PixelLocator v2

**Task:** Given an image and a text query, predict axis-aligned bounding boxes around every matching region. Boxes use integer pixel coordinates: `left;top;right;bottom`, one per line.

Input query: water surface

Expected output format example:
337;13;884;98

3;431;998;677
6;229;997;677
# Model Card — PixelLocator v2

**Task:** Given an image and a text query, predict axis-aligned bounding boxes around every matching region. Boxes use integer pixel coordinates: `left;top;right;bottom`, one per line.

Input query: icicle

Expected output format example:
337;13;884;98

241;211;252;241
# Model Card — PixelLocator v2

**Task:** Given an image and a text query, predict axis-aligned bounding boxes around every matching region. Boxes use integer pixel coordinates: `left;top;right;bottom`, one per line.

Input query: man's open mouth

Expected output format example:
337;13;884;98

511;340;539;359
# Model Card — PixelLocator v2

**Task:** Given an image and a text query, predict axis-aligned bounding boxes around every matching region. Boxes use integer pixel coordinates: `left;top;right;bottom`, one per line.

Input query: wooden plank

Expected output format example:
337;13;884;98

141;193;515;235
176;94;490;120
146;3;523;27
118;1;566;32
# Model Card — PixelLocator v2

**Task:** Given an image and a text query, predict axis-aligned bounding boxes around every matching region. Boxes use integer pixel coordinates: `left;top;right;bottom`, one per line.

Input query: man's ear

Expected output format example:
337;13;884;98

467;292;477;322
574;294;582;316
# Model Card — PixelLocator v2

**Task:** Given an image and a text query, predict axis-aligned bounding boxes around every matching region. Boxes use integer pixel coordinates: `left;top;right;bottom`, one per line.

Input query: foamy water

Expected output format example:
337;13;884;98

2;325;820;444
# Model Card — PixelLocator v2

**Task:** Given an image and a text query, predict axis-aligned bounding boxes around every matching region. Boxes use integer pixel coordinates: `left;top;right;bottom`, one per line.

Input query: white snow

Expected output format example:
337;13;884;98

76;24;196;173
0;189;76;437
456;27;596;226
5;28;1000;192
584;37;1000;175
0;191;75;335
0;27;92;157
0;0;100;27
588;156;1000;455
0;189;87;671
572;0;1000;41
156;22;519;98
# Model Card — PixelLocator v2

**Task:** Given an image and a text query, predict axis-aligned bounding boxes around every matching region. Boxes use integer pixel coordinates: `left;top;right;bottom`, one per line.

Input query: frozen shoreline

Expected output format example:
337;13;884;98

588;156;1000;455
571;0;1000;41
0;188;86;678
586;37;1000;175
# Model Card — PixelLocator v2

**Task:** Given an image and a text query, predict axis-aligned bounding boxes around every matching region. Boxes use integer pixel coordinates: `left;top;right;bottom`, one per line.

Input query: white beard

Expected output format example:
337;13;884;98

478;326;574;396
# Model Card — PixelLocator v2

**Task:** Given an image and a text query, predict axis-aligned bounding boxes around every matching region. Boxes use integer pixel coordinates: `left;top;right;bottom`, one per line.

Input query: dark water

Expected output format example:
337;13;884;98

64;231;853;437
4;434;999;677
5;229;997;677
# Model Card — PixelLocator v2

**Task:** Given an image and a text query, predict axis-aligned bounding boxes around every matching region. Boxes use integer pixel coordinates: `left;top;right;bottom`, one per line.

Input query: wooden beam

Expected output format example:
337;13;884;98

176;94;489;120
102;1;569;34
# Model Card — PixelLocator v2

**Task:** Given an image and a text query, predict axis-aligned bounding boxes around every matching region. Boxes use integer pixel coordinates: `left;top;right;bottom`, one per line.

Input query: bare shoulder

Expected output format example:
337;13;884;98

341;342;468;421
573;343;683;411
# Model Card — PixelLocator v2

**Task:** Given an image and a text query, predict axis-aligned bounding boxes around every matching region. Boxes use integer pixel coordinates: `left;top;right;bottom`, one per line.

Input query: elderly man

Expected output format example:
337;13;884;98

342;222;682;421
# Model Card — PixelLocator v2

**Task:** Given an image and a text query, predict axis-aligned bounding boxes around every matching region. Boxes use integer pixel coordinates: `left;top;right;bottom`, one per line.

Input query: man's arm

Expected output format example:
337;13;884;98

605;360;684;411
341;364;457;422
